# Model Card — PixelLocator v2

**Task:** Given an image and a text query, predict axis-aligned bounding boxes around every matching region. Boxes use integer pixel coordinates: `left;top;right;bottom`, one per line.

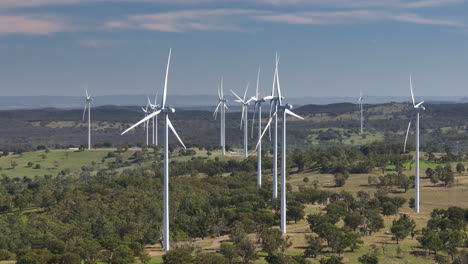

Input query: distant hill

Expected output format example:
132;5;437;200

0;95;463;110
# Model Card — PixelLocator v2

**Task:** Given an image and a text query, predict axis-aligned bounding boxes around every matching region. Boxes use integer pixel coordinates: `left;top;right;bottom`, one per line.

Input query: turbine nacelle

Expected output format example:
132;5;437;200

161;107;175;114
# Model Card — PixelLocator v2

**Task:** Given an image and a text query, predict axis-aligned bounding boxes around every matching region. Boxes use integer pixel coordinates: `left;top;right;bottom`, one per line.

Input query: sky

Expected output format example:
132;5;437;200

0;0;467;98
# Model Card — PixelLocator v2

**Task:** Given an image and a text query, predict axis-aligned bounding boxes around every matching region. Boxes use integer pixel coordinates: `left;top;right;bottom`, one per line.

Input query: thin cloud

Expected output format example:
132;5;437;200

80;39;112;47
0;15;69;35
0;0;464;9
105;9;263;33
390;13;464;26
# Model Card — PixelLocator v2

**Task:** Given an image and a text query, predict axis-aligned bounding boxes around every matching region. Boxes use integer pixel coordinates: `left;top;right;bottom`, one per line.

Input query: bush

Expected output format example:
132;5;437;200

358;253;378;264
0;249;14;261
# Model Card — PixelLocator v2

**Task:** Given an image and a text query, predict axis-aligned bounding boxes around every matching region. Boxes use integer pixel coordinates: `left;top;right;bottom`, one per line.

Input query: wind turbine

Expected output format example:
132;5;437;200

82;89;93;150
214;78;228;155
256;53;304;234
148;94;160;146
403;75;425;213
141;102;150;146
262;53;282;199
231;83;253;159
358;90;364;134
251;68;266;188
121;48;186;251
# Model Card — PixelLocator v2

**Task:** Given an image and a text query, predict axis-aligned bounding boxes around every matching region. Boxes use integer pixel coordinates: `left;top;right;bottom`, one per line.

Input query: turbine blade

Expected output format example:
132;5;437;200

243;83;249;102
415;101;424;108
224;104;228;110
154;90;159;106
263;95;274;100
404;120;412;152
168;117;186;149
246;98;253;104
121;110;161;135
410;75;415;107
231;90;243;102
162;48;172;109
213;101;222;119
276;57;282;105
255;111;277;150
82;103;87;121
285;109;304;120
85;88;88;98
256;67;260;99
221;77;224;98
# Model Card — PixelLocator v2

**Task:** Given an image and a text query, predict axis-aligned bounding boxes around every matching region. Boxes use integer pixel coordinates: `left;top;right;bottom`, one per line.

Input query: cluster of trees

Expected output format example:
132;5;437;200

425;165;456;187
417;207;468;262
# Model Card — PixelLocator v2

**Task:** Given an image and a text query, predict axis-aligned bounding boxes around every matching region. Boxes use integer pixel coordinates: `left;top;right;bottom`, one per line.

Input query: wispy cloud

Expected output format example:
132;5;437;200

80;39;113;47
0;0;464;9
105;9;264;33
390;13;464;26
0;15;69;35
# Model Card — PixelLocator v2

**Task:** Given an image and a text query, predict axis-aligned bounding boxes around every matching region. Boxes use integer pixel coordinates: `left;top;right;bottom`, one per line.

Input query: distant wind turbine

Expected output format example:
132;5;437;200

251;68;266;188
231;83;253;159
358;90;364;134
122;48;186;251
141;102;150;146
214;78;228;155
148;93;160;146
82;89;93;150
403;75;425;213
256;53;304;234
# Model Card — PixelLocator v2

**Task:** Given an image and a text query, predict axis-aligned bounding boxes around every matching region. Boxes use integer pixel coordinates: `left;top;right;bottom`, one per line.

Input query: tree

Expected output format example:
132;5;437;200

236;237;258;264
456;163;465;174
390;214;415;244
162;246;193;264
344;212;363;231
440;165;455;187
334;172;349;187
220;243;237;264
10;160;18;169
193;253;227;264
319;256;344;264
287;201;305;223
344;231;363;252
358;253;378;264
425;168;435;178
381;202;397;216
303;235;322;258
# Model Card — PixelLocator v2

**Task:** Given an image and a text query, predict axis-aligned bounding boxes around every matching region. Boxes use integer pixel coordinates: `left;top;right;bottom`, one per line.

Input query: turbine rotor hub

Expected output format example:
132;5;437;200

162;107;175;113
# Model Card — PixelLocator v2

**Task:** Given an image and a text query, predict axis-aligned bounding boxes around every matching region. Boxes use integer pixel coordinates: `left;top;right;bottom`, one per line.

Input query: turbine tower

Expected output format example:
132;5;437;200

141;102;150;146
82;89;93;150
214;78;228;155
403;75;425;213
262;53;282;199
148;94;160;146
358;90;364;134
121;48;186;251
231;84;253;159
251;68;266;188
256;54;303;233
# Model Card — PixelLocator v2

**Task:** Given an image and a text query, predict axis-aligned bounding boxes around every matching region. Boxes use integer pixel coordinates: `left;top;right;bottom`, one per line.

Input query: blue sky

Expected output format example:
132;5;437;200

0;0;467;98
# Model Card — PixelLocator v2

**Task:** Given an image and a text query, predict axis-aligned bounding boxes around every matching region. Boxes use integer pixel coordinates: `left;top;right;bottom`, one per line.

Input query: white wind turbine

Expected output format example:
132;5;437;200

256;54;303;234
262;53;282;199
251;68;266;188
141;102;150;146
358;90;364;134
403;75;425;213
214;78;228;155
121;48;186;251
82;89;93;150
147;93;160;146
231;83;253;159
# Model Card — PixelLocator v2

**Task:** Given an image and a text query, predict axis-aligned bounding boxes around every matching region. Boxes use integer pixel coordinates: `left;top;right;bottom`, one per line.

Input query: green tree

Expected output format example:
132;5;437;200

319;256;344;264
303;235;322;258
456;163;465;174
344;212;363;231
287;201;305;223
358;253;378;264
220;243;237;264
193;253;227;264
390;214;415;244
162;246;193;264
